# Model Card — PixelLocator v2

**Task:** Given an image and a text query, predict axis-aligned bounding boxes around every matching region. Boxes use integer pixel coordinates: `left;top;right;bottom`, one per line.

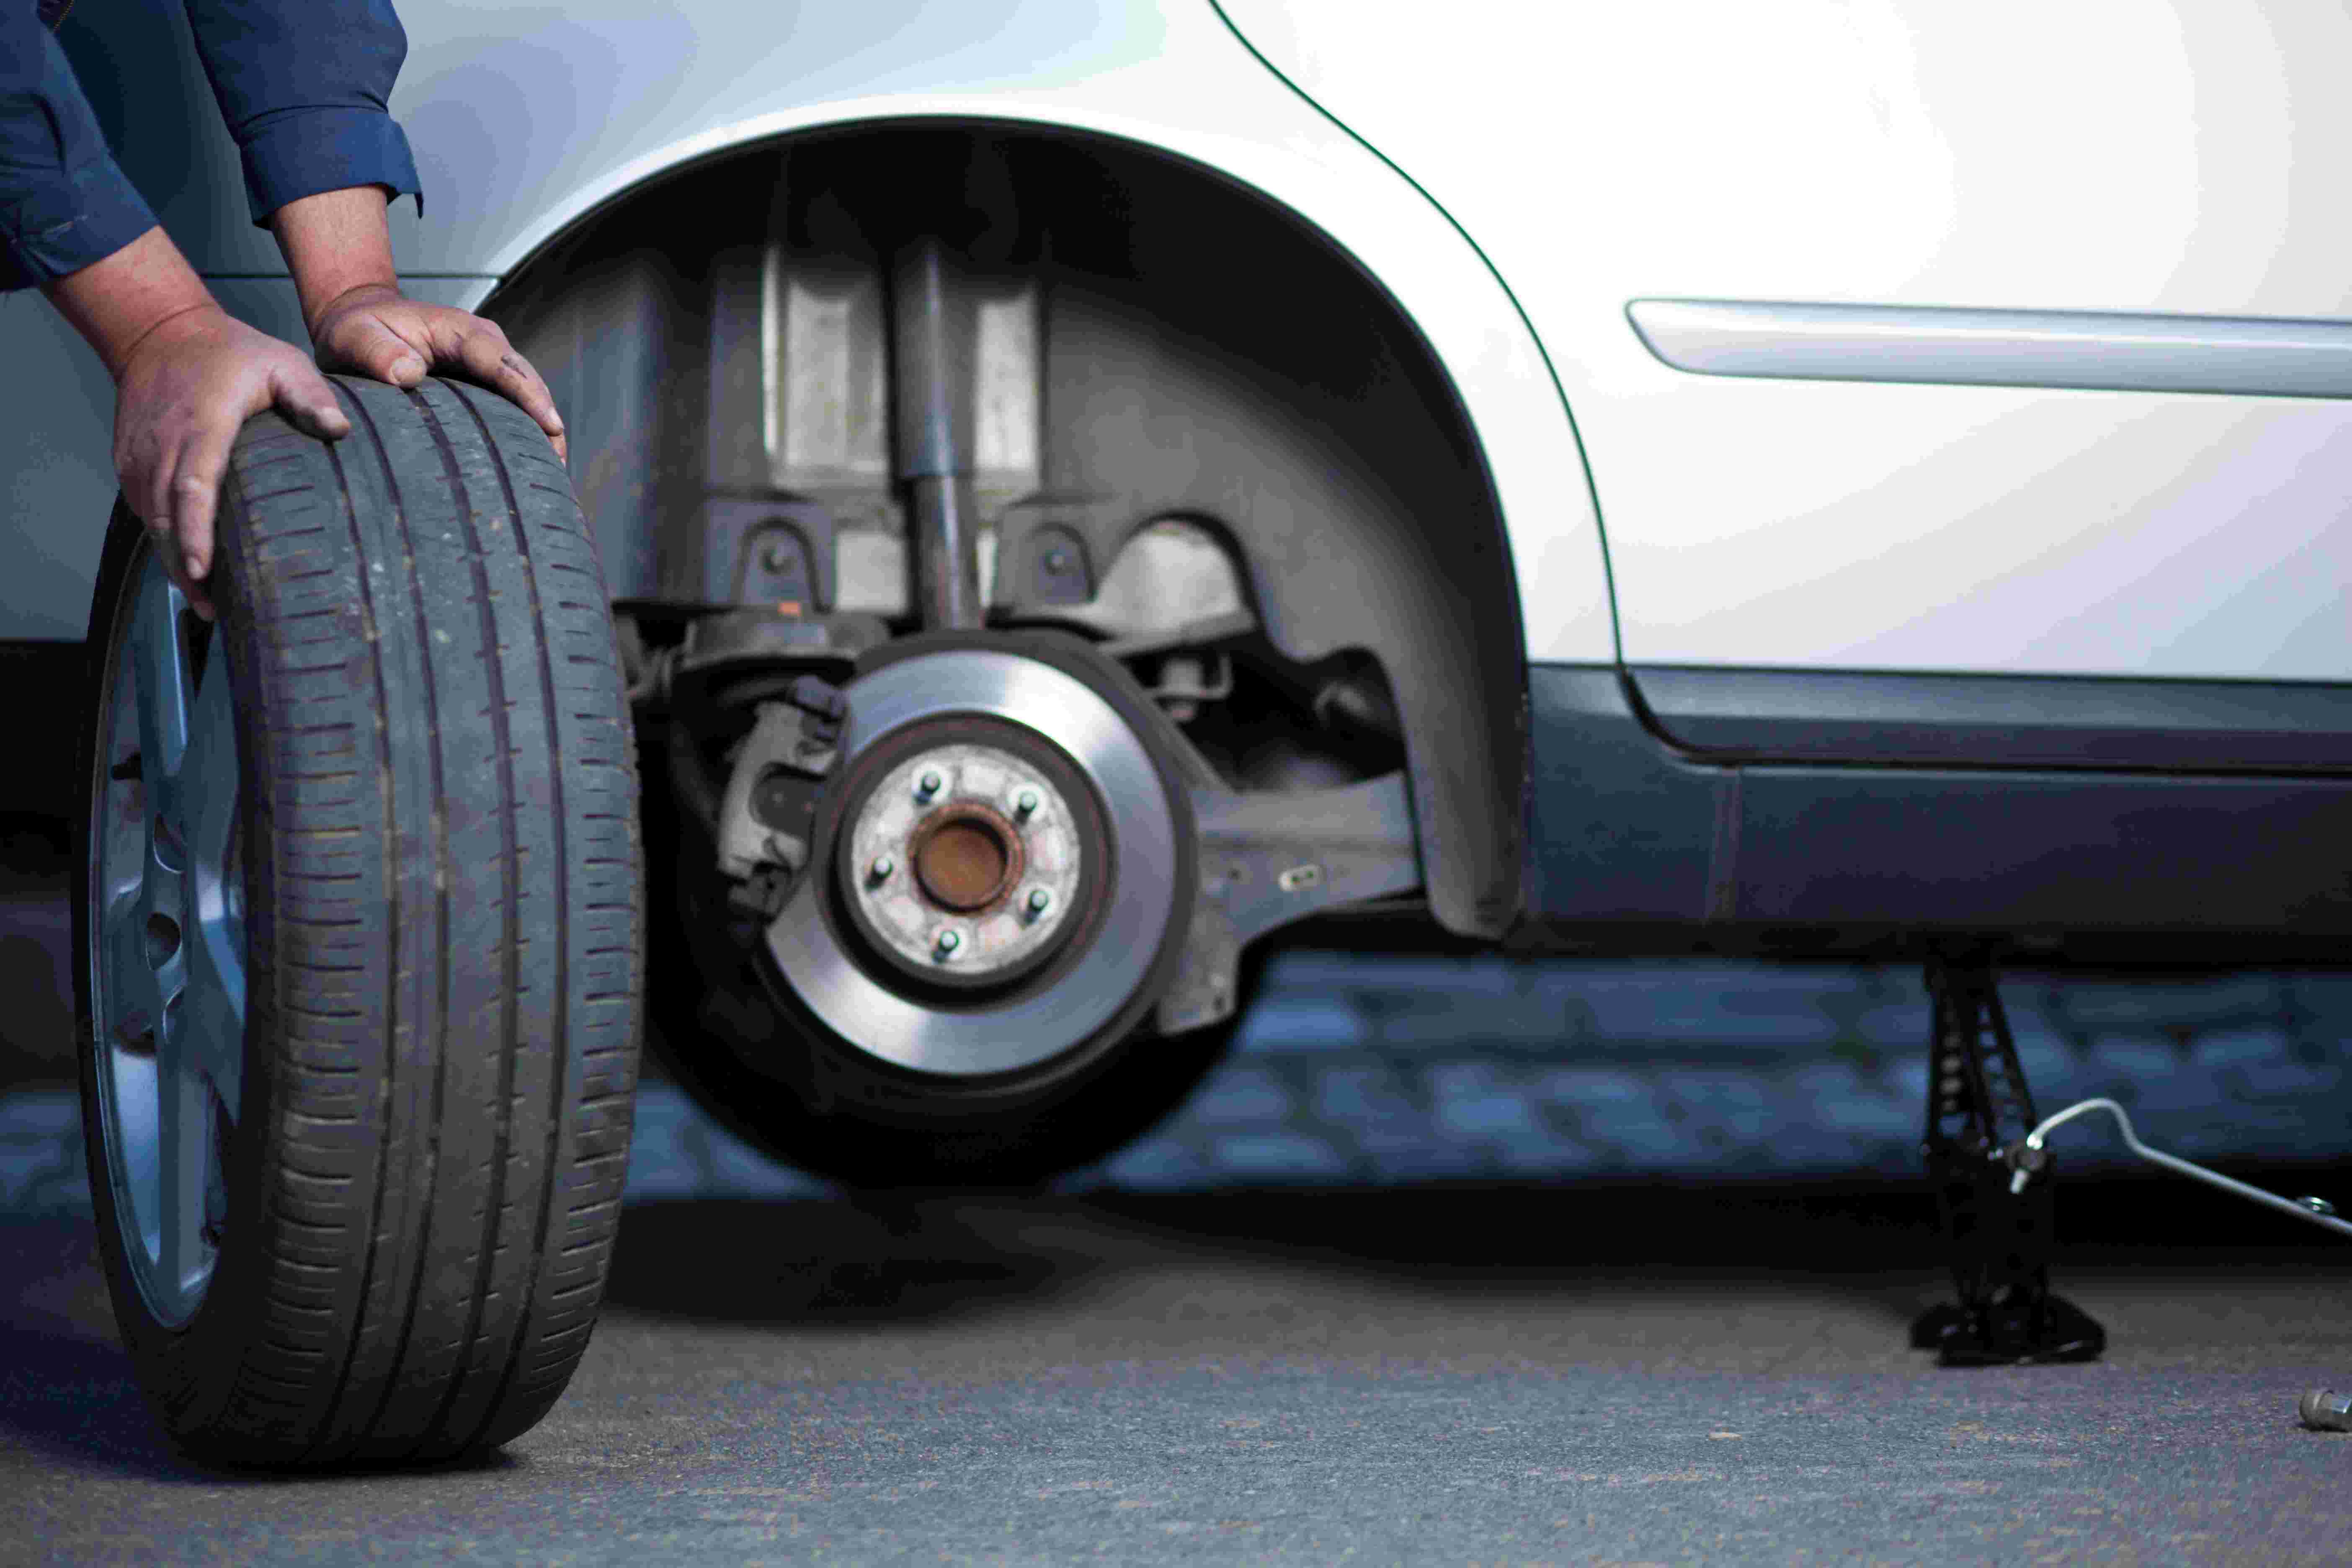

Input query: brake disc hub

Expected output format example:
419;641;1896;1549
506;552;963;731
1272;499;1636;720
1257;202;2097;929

841;741;1085;980
758;641;1193;1082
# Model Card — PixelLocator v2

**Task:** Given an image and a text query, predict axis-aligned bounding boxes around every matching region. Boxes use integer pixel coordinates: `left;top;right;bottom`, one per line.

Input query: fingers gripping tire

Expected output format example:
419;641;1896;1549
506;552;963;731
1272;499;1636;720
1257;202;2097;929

73;376;644;1465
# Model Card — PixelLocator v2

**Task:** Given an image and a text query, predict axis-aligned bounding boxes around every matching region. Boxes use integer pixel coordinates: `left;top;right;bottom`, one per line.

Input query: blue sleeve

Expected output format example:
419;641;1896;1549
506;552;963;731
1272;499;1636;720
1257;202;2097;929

180;0;424;227
0;4;161;291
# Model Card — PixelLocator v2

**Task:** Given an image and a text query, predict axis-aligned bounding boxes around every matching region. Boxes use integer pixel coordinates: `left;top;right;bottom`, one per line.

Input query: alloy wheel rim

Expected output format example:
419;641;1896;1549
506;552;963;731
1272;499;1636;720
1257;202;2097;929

88;547;247;1328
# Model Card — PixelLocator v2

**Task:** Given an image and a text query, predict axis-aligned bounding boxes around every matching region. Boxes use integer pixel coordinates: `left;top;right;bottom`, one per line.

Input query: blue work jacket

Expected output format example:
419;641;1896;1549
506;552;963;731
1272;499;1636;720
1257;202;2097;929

1;0;423;291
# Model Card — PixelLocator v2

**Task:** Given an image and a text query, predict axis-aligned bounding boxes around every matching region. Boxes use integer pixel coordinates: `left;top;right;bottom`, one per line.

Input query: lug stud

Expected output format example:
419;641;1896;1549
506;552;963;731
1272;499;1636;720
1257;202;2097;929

868;853;894;883
1015;788;1039;818
917;770;943;800
1025;887;1052;918
934;928;963;959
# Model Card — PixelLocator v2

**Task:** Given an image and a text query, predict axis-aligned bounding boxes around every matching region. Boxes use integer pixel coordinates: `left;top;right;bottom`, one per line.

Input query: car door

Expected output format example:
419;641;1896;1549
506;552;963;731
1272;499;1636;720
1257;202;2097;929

1217;0;2352;685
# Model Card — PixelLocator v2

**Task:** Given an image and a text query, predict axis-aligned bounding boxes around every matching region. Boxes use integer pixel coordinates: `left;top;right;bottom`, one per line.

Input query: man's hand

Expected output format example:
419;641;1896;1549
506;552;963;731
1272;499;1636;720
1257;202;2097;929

305;282;567;463
272;185;567;459
44;192;570;623
44;225;355;621
111;303;354;620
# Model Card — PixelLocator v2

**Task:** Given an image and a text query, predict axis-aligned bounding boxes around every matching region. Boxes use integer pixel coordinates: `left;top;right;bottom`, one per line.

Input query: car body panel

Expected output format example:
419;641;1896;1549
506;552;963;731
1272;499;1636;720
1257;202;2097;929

1526;665;2352;953
1627;664;2352;772
1219;0;2352;683
3;0;1616;666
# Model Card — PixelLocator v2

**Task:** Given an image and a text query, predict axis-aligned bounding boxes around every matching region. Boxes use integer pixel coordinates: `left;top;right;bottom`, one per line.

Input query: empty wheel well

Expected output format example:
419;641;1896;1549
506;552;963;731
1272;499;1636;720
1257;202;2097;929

482;120;1529;937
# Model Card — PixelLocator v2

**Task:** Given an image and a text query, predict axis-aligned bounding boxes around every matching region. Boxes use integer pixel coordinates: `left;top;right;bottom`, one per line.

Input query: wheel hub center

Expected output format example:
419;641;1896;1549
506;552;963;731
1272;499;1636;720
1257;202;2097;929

838;735;1090;984
911;803;1023;912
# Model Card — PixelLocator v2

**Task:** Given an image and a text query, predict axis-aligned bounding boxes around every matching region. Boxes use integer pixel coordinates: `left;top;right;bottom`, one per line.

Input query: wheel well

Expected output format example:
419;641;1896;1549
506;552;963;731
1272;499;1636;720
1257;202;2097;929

481;121;1529;938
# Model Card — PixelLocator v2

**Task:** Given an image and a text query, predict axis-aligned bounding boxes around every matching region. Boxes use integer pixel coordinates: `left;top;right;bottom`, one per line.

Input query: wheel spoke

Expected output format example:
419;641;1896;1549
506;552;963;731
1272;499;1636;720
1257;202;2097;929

101;887;164;1044
182;640;238;863
178;967;244;1121
128;561;193;832
154;1005;211;1297
181;649;245;1117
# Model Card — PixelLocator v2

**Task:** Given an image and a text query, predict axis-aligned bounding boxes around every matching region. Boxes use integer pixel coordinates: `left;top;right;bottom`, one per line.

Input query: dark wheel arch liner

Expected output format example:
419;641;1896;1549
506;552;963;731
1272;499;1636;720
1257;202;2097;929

480;120;1536;939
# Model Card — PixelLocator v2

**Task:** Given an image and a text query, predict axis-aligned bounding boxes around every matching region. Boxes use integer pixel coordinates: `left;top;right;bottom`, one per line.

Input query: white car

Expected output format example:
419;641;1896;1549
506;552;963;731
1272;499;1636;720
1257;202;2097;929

28;1;2348;1463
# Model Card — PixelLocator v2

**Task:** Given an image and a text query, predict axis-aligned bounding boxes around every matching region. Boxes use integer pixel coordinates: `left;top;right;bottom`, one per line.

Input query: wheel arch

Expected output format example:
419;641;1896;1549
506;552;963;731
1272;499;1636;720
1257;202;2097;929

471;111;1564;937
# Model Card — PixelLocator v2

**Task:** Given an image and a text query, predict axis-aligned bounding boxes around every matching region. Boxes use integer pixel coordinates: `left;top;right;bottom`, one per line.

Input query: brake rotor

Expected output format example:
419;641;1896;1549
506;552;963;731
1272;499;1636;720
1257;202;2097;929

759;637;1196;1082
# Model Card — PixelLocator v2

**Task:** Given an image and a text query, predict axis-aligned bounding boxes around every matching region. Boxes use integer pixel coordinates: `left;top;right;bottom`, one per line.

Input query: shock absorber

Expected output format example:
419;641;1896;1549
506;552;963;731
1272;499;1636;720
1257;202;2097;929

889;236;984;631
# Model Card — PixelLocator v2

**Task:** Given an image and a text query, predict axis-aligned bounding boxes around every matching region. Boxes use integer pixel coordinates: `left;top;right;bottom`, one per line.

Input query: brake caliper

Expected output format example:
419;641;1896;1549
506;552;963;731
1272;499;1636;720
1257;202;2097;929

715;674;848;918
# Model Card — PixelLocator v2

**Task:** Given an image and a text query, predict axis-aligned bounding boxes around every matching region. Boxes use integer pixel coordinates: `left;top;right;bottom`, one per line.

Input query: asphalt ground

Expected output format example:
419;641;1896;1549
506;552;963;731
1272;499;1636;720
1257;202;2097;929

5;1174;2350;1564
9;851;2352;1563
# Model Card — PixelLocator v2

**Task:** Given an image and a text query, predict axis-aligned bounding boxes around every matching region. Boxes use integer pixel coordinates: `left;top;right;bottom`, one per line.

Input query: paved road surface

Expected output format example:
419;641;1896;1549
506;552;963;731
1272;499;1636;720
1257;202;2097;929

8;908;2351;1562
6;1177;2350;1563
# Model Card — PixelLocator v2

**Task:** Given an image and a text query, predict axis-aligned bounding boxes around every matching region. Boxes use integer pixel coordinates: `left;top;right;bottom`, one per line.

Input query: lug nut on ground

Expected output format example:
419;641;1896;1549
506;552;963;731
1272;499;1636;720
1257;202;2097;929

2300;1389;2352;1431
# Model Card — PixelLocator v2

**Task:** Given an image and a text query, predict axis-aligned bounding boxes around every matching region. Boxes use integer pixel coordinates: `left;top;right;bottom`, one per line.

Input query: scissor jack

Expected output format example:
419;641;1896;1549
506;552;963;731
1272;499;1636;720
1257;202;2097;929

1909;954;2107;1366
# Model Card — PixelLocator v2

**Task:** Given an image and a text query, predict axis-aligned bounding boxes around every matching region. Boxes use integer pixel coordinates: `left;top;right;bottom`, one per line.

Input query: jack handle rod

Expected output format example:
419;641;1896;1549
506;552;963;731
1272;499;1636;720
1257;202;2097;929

2016;1096;2352;1240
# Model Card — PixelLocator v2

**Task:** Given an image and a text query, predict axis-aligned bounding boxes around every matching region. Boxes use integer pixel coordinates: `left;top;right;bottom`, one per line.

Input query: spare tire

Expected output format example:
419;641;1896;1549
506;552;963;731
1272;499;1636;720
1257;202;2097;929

73;376;643;1466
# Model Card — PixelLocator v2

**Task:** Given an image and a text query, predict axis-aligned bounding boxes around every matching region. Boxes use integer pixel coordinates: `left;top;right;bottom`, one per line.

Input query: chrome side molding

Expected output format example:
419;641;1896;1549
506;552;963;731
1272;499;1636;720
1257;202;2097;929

1627;297;2352;399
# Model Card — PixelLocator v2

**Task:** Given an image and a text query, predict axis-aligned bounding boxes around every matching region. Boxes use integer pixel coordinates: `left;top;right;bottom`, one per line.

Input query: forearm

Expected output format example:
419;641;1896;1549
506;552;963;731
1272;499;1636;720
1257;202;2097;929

43;184;398;383
40;226;221;382
268;184;400;337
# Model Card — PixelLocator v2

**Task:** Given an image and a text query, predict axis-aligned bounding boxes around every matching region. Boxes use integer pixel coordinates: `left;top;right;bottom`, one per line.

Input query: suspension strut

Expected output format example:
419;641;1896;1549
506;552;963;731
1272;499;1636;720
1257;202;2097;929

890;236;985;632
